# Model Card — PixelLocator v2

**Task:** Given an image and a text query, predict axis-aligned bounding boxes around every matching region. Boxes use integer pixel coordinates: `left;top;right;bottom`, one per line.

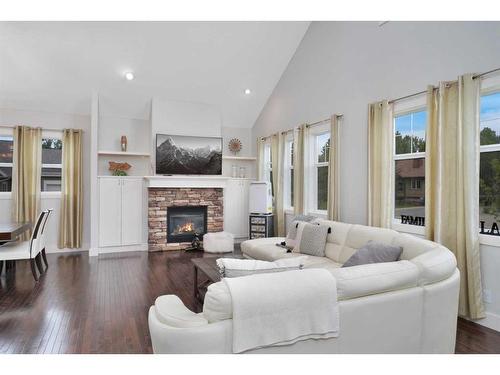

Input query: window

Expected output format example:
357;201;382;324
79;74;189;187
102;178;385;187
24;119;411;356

479;91;500;236
312;132;330;212
41;137;62;192
393;109;427;226
0;134;14;192
284;138;294;209
263;142;273;195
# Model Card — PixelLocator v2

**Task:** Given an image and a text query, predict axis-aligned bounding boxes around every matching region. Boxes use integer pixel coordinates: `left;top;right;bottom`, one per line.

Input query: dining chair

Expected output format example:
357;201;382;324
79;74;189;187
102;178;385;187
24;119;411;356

39;208;53;269
0;210;48;281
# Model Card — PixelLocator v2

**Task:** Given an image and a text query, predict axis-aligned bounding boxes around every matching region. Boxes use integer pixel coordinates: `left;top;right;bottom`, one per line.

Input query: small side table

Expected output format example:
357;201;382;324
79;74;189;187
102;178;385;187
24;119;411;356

249;213;274;239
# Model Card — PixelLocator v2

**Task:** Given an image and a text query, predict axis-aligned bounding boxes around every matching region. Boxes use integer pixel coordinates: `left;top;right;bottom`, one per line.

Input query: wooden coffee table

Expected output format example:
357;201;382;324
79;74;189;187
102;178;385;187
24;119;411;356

192;257;220;303
192;255;242;303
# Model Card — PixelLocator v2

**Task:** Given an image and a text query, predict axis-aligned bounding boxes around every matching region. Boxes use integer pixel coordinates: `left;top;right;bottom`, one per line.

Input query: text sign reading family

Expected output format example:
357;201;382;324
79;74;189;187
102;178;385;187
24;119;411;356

400;216;500;236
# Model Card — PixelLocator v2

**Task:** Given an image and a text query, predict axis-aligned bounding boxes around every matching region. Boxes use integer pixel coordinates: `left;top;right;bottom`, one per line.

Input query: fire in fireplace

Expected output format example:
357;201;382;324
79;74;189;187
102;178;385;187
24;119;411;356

167;206;207;243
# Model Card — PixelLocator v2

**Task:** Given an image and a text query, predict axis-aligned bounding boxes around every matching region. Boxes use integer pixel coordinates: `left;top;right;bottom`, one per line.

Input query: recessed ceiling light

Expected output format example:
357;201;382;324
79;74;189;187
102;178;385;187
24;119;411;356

244;89;251;95
124;72;134;81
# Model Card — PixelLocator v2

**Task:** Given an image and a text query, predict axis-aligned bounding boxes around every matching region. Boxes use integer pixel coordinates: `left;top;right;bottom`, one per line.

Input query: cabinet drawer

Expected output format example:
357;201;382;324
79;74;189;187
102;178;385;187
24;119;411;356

250;233;265;239
250;217;266;225
251;225;266;232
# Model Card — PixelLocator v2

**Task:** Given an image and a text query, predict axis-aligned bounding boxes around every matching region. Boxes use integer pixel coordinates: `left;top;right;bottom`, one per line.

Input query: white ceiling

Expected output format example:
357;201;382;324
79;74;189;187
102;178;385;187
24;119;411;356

0;22;309;127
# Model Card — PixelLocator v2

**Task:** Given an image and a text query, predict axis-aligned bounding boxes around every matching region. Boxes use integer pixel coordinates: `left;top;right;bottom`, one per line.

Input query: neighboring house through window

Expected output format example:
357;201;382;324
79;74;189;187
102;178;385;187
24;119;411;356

0;133;14;192
41;136;63;192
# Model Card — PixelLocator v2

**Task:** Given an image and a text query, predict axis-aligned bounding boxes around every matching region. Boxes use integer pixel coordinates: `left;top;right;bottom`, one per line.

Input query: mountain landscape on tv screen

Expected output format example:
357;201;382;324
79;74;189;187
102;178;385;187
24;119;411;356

156;136;222;175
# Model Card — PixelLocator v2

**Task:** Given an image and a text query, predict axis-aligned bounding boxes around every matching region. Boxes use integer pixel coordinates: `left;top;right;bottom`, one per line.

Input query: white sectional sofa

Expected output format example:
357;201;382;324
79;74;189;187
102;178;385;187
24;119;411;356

148;220;460;354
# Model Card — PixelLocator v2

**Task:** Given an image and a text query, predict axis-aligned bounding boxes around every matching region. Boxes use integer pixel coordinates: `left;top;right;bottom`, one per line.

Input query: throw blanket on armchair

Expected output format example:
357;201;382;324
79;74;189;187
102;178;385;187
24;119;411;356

223;268;339;353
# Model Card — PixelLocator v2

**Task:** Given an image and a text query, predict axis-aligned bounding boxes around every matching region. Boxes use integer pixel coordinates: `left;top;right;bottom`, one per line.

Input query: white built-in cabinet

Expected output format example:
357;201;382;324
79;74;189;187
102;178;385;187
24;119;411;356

98;177;144;248
224;178;251;239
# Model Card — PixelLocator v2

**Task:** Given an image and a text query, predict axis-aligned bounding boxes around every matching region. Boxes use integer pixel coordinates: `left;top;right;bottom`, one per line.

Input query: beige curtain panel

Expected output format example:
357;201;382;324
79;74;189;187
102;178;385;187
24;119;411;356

12;126;42;240
58;129;83;249
327;115;341;221
256;137;265;181
425;74;485;319
368;100;394;228
293;124;307;215
271;133;286;236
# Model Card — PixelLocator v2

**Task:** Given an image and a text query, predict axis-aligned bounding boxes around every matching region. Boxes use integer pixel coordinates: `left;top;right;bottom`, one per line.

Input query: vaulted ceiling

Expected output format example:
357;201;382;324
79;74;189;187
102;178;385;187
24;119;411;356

0;22;309;127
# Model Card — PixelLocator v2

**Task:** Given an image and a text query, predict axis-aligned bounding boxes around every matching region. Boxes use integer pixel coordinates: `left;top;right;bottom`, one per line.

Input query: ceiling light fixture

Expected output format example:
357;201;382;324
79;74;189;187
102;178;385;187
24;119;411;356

244;89;251;95
124;72;134;81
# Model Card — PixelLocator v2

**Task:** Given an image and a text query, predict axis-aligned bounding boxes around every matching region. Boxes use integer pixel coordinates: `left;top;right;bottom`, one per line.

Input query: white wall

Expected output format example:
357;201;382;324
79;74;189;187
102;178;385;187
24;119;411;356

151;97;255;178
0;107;91;252
252;21;500;329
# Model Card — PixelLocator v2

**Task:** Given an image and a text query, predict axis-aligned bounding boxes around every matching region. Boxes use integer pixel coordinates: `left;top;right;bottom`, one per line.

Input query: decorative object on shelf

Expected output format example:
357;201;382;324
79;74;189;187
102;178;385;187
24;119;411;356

232;165;238;178
121;135;128;152
109;161;131;176
239;166;246;178
228;138;242;155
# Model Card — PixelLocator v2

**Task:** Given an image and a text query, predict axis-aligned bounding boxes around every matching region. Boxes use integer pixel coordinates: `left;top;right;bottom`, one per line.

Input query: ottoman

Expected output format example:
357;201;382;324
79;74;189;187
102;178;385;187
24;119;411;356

203;232;234;253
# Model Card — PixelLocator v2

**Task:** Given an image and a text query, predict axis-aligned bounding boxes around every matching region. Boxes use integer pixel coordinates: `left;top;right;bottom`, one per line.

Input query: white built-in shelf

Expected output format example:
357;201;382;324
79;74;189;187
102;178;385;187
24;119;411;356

222;155;257;161
98;150;150;157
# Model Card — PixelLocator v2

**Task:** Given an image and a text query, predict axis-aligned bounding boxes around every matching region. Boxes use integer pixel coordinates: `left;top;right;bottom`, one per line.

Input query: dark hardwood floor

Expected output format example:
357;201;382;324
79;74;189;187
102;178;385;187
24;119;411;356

1;249;500;354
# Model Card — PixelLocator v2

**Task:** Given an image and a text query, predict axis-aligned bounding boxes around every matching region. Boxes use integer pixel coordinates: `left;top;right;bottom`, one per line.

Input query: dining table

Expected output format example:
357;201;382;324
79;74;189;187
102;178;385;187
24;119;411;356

0;221;32;243
0;221;32;270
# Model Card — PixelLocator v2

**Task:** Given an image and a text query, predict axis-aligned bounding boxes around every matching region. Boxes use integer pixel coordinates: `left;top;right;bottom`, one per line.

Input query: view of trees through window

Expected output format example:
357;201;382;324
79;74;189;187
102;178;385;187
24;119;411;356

316;134;330;211
479;91;500;234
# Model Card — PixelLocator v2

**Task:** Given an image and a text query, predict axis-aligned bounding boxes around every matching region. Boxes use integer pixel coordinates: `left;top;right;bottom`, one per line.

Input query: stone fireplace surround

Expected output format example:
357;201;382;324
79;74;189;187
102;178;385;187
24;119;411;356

148;187;223;251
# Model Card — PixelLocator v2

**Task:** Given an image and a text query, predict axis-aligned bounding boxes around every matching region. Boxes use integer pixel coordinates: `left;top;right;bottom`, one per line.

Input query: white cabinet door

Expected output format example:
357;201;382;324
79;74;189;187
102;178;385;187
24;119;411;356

99;178;122;247
224;179;250;238
121;178;143;246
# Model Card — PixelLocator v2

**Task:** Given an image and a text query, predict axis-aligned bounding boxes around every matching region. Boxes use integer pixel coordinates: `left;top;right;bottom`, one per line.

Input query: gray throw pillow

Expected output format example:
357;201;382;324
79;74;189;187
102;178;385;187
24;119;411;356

297;223;329;257
342;240;403;268
286;215;317;241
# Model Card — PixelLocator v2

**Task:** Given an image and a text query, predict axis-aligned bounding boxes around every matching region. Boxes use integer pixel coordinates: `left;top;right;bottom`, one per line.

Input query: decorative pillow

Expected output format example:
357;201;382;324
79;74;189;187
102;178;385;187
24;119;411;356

216;256;306;278
342;240;403;268
293;223;329;257
285;215;317;247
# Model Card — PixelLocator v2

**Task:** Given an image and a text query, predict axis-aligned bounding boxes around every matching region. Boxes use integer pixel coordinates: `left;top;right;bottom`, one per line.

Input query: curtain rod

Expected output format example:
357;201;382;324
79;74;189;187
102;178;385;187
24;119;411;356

473;67;500;80
0;125;83;132
388;66;500;105
260;114;343;140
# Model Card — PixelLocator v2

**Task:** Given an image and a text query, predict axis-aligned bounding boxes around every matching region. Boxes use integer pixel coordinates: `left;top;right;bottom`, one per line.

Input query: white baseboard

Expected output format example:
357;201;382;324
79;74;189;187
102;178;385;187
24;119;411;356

89;247;99;257
46;243;90;254
97;243;148;255
473;311;500;332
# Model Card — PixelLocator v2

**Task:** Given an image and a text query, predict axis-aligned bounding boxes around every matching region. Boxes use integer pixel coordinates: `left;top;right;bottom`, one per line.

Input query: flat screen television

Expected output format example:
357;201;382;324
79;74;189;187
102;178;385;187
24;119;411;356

156;134;222;175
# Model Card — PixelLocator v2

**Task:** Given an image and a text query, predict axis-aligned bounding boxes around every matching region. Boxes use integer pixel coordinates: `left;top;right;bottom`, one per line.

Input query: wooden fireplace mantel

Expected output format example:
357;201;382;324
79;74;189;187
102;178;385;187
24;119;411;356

144;175;228;189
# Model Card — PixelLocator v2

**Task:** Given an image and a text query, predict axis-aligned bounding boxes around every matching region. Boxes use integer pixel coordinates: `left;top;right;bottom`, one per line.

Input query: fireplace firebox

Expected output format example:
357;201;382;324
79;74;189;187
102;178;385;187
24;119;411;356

167;206;207;243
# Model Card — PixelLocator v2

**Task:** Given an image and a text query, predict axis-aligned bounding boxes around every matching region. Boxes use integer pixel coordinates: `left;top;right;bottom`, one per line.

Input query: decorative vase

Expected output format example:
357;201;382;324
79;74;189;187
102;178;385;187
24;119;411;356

121;136;127;152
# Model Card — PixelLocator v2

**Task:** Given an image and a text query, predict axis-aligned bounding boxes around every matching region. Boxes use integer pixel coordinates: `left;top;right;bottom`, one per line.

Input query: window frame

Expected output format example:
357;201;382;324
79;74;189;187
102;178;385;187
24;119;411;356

479;81;500;247
284;134;294;213
391;100;427;235
307;124;330;215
